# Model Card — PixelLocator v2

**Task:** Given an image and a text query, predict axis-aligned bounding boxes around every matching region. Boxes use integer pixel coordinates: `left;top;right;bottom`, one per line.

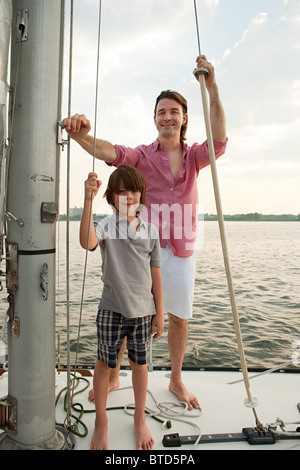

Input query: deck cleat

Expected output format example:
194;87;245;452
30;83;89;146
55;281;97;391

242;427;276;445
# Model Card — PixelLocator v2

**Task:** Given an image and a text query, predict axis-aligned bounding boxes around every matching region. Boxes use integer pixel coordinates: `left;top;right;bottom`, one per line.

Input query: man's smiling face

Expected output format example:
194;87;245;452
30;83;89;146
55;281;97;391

154;98;187;139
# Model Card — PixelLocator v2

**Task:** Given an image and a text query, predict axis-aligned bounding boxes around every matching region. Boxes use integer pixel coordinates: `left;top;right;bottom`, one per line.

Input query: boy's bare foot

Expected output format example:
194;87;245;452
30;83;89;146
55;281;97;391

90;418;108;450
134;416;154;450
169;380;200;411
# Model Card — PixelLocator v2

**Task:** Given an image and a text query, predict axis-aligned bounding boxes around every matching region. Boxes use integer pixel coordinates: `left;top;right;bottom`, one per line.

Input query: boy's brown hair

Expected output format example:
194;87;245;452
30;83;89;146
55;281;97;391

104;165;147;208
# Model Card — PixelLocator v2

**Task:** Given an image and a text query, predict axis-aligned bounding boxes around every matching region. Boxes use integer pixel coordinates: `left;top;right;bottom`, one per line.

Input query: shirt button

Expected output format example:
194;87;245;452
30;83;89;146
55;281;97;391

170;187;173;191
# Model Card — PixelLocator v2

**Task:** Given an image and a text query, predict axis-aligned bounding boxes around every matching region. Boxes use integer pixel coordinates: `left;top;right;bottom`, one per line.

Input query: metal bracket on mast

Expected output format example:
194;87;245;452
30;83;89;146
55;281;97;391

57;121;69;151
16;9;29;43
41;202;58;224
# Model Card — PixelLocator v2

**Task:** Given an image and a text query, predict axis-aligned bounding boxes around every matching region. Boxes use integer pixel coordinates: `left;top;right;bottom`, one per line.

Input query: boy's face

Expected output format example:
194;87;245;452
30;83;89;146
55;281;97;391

114;184;141;218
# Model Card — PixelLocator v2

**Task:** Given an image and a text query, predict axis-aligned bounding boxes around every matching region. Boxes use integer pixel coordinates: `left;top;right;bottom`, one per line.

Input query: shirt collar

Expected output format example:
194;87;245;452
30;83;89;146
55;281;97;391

112;212;146;229
154;138;188;155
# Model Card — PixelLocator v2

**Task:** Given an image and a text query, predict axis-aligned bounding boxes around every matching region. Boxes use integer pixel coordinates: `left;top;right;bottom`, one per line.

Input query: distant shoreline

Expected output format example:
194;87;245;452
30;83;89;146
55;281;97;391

59;211;300;222
202;213;299;221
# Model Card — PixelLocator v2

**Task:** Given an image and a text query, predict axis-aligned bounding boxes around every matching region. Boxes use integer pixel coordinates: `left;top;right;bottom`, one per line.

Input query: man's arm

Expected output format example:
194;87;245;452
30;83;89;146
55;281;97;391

62;113;117;163
195;56;227;143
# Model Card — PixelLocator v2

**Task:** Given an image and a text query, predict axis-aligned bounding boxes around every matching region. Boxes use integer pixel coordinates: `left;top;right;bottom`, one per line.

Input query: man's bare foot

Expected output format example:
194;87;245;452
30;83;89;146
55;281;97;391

134;415;154;450
169;380;200;411
90;418;108;450
88;376;120;402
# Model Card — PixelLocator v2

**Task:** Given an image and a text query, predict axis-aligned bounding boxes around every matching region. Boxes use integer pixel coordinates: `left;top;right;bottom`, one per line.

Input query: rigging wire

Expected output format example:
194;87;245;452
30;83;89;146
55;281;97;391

70;0;103;401
64;0;74;433
60;0;103;435
193;0;262;429
193;0;202;56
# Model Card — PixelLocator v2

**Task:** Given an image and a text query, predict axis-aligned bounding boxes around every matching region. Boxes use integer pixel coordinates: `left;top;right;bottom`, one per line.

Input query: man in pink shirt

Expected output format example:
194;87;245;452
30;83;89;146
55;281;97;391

63;55;227;410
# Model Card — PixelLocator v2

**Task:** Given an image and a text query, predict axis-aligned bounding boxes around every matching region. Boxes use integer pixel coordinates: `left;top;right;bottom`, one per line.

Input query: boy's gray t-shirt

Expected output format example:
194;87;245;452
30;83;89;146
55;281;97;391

94;213;161;319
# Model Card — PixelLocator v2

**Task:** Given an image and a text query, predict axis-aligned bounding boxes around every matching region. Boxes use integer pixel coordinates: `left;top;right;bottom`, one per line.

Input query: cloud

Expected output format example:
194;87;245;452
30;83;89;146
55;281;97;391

218;6;300;155
61;0;300;214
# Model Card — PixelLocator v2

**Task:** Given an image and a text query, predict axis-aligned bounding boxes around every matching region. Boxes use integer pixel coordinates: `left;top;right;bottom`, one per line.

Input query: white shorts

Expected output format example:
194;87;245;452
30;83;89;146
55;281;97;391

160;245;196;320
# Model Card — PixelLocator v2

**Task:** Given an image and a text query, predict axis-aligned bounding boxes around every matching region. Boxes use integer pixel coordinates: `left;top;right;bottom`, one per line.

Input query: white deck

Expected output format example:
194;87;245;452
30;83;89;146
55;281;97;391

57;368;300;450
1;368;299;451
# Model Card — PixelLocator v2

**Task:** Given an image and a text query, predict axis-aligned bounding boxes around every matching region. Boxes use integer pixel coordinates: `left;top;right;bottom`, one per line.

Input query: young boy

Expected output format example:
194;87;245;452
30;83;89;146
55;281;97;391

80;165;164;450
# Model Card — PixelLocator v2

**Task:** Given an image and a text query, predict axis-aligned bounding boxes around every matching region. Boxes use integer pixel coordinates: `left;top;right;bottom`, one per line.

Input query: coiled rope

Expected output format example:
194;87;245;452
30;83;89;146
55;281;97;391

56;373;202;449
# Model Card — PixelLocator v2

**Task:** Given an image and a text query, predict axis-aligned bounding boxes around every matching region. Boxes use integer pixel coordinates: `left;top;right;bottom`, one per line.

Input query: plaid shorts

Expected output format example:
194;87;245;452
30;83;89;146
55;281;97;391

96;309;152;368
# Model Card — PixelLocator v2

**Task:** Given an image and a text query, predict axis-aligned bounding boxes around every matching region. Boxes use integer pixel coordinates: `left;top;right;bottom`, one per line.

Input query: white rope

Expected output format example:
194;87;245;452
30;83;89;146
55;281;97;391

227;359;297;385
268;417;300;437
193;0;262;428
114;385;202;450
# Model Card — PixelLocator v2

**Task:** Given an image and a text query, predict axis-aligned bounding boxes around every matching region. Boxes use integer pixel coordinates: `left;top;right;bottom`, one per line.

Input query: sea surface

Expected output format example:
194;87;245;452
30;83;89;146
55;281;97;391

53;220;300;371
0;221;299;371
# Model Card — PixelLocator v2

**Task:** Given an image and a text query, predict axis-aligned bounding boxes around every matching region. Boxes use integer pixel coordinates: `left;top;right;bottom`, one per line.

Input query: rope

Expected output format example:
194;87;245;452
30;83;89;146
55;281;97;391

227;359;297;385
193;0;262;429
55;374;202;449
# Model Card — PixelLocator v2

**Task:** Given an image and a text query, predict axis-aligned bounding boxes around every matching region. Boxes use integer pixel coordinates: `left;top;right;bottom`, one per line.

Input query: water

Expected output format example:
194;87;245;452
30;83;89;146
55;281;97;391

54;221;300;371
1;221;299;371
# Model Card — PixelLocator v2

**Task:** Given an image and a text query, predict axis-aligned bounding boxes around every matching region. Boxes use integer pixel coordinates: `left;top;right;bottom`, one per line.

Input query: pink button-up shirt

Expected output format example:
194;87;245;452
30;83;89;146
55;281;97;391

107;138;228;257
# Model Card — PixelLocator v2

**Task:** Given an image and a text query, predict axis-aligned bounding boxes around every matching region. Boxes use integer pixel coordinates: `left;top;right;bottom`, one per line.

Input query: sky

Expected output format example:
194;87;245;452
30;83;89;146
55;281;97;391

60;0;300;215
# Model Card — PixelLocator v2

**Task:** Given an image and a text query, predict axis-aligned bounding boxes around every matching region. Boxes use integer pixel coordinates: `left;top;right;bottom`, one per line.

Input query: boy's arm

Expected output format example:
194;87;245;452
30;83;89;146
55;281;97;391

80;172;101;250
150;266;164;339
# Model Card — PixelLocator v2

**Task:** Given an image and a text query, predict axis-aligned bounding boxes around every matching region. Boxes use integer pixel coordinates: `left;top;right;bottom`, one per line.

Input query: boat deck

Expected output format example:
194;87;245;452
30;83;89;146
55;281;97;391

1;368;299;451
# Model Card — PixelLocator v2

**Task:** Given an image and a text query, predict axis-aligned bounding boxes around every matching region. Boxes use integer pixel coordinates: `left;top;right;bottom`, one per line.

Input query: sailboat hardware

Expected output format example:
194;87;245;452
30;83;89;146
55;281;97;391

5;212;24;227
163;427;300;447
41;202;58;224
0;396;17;434
40;263;49;301
5;243;18;292
16;9;28;42
5;243;20;337
0;0;67;450
57;121;69;150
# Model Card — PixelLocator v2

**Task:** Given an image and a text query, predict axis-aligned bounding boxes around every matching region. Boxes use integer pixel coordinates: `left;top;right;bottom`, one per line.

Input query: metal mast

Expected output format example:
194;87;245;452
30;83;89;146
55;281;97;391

0;0;67;449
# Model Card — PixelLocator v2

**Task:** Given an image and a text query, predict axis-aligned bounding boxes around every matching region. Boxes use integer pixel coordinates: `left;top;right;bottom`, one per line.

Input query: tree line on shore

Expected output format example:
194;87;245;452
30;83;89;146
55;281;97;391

59;210;300;222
